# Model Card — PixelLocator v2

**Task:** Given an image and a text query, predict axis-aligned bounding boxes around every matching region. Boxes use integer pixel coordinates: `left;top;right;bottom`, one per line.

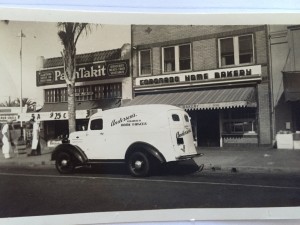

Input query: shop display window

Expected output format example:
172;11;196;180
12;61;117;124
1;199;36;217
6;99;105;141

139;49;152;75
219;34;254;67
222;108;257;135
162;43;191;73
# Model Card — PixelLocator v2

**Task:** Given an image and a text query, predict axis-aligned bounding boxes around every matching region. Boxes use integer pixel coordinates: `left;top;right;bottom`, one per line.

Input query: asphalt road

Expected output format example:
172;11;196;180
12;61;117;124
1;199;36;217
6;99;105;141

1;162;300;218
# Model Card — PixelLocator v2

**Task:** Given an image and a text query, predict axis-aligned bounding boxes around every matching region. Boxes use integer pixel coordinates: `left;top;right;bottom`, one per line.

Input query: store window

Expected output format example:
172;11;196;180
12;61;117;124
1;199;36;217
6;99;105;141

162;44;191;73
45;89;62;103
139;49;151;75
219;34;254;67
61;88;67;102
44;83;122;103
222;108;257;135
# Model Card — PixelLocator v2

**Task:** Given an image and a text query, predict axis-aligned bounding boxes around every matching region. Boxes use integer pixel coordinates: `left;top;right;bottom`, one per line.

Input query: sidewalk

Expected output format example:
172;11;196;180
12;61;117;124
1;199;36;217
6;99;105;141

0;146;55;168
195;146;300;174
1;145;300;174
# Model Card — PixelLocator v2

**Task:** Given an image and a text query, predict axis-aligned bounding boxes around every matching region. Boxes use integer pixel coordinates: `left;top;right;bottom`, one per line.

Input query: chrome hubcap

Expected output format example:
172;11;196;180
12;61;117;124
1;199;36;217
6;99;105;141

134;160;143;169
61;159;68;166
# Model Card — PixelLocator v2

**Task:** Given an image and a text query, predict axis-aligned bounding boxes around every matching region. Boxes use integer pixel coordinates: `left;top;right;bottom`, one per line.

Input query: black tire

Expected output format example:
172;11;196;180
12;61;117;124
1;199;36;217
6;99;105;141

127;151;151;177
55;152;75;174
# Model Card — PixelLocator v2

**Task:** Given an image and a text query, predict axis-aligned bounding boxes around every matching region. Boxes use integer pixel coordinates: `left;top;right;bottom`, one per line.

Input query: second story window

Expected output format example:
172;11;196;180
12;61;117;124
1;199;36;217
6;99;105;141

162;44;191;73
219;34;254;67
179;44;191;70
44;83;122;103
139;49;151;76
164;47;176;72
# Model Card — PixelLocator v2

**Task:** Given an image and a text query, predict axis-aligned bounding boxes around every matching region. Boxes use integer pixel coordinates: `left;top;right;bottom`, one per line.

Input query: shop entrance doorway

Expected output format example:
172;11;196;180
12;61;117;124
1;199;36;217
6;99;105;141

197;110;220;147
293;102;300;131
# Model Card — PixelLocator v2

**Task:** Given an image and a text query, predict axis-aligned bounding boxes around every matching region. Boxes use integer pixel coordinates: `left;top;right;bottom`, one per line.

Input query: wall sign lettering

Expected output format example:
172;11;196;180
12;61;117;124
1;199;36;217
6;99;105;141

136;65;261;88
37;60;129;86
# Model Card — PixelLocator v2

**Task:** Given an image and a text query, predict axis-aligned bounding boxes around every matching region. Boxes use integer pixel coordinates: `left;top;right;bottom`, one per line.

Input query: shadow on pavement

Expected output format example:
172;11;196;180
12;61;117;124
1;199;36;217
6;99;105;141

74;159;201;177
76;164;128;176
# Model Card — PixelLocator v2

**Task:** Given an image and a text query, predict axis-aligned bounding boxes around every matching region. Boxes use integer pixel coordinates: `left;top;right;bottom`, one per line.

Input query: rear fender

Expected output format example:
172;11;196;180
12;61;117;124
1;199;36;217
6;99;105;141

125;142;166;163
51;144;88;164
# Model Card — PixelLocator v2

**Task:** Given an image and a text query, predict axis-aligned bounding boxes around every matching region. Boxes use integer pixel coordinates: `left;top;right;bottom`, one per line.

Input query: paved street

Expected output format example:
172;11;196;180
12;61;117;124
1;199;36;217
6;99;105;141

1;164;300;218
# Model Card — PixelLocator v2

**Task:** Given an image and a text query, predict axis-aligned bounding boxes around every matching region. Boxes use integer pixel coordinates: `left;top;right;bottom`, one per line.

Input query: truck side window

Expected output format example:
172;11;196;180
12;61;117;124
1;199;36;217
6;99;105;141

90;119;103;130
184;115;189;122
172;114;180;122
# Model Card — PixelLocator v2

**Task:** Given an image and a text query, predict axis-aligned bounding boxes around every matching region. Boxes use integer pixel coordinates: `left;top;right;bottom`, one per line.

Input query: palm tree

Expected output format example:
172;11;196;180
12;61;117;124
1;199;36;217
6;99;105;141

0;97;36;111
15;98;36;112
57;22;93;133
0;96;15;107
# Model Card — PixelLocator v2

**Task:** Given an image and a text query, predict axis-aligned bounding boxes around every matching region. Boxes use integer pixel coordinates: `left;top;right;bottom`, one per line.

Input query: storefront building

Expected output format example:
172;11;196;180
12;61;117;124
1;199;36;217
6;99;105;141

0;107;22;123
269;25;300;148
31;44;132;143
128;25;272;147
0;107;31;147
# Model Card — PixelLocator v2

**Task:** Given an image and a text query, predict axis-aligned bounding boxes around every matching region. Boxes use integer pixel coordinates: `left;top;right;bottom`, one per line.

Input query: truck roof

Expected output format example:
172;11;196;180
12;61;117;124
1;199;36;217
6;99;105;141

90;104;183;118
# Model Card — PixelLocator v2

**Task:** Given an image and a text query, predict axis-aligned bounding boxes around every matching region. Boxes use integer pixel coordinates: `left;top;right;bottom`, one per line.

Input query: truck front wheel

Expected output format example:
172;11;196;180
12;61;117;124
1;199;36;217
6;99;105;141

55;152;75;174
127;151;150;177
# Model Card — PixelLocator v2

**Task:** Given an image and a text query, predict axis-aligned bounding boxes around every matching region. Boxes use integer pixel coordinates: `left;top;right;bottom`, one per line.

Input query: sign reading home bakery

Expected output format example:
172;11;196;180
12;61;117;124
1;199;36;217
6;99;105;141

36;60;129;86
135;65;261;88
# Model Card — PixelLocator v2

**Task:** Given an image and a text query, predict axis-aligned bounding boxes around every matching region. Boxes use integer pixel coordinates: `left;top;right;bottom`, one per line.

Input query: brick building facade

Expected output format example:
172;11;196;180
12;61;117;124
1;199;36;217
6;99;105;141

269;25;300;146
128;25;272;147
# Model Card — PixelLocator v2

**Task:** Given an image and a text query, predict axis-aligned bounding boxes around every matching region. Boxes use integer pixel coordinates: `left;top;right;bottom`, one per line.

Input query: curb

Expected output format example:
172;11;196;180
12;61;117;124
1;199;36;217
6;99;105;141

201;163;300;175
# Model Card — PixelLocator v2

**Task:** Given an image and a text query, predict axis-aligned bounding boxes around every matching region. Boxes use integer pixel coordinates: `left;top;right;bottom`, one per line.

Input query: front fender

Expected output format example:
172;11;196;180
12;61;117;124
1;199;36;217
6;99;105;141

51;143;88;163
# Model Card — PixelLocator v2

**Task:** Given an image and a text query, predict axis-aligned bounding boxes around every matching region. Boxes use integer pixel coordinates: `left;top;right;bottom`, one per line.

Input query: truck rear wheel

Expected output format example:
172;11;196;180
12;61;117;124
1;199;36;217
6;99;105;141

55;152;75;174
127;151;150;177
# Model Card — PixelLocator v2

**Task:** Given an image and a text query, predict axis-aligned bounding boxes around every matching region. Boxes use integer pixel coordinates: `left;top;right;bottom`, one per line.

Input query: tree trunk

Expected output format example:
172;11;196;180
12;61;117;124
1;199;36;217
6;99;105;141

63;44;77;134
67;83;76;133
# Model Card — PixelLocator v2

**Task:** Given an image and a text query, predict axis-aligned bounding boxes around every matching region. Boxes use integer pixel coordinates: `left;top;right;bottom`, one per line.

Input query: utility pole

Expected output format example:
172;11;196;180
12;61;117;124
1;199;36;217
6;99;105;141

18;30;26;138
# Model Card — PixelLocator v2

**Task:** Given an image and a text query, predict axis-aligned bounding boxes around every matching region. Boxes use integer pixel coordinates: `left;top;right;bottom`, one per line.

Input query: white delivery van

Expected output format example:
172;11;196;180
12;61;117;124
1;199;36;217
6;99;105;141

51;104;202;177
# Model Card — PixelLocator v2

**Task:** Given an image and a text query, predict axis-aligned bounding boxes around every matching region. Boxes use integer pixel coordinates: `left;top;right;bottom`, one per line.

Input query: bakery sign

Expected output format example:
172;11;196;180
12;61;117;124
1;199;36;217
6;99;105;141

135;65;261;88
36;59;129;86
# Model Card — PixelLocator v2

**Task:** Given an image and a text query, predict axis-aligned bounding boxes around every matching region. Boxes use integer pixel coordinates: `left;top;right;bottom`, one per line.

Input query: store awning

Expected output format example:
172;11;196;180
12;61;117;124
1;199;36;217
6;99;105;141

40;99;121;112
283;72;300;101
18;99;122;122
126;87;256;110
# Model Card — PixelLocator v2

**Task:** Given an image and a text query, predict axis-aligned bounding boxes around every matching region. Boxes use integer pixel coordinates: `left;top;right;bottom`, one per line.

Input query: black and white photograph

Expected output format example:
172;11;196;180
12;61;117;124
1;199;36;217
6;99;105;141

1;3;300;225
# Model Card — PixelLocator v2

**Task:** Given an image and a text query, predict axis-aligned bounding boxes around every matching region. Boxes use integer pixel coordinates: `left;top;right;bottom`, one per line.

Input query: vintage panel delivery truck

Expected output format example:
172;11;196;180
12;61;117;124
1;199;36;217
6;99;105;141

51;104;202;177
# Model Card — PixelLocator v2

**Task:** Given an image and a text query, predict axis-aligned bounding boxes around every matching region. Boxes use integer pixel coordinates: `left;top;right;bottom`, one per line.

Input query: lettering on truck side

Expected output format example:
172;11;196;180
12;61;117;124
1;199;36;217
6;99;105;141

111;113;137;126
176;129;192;138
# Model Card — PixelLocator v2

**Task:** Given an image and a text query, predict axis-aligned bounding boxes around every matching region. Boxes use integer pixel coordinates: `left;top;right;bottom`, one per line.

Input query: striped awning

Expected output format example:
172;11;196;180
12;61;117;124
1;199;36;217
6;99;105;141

40;99;121;112
126;87;256;110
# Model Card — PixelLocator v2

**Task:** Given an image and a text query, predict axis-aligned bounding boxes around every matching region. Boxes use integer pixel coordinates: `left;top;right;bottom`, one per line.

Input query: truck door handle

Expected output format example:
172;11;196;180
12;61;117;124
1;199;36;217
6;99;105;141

76;136;79;139
100;133;104;135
